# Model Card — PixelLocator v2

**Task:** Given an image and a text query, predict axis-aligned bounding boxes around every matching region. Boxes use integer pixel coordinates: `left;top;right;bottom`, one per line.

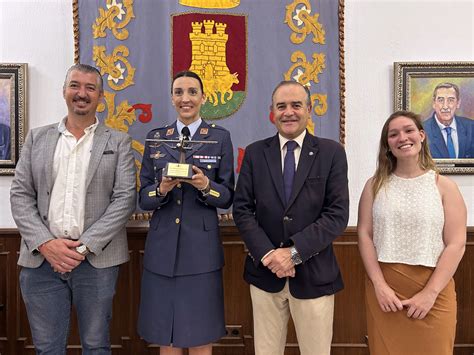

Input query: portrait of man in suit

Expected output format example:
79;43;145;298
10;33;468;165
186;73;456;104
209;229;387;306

423;82;474;159
233;81;349;355
10;64;136;354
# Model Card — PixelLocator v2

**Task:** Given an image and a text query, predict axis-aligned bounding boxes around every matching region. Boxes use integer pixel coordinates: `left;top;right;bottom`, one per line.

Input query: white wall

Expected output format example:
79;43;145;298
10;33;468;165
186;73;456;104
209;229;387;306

0;0;472;227
345;0;474;225
0;0;74;227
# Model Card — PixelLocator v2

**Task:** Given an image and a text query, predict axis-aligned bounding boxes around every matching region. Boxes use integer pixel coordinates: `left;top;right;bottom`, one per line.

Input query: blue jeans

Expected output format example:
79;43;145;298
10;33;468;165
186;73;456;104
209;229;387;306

19;259;119;355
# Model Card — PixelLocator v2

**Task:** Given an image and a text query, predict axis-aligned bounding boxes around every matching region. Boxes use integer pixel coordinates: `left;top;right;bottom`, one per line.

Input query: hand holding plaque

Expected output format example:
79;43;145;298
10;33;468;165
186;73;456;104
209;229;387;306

146;126;218;180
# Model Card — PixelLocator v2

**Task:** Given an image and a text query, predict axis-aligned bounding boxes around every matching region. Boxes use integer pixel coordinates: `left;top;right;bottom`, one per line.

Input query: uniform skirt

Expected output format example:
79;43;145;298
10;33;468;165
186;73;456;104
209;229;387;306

138;269;226;348
365;263;456;355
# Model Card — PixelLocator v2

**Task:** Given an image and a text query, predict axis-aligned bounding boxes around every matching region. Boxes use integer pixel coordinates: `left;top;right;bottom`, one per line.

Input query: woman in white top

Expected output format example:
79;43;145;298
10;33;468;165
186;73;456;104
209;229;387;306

357;111;466;355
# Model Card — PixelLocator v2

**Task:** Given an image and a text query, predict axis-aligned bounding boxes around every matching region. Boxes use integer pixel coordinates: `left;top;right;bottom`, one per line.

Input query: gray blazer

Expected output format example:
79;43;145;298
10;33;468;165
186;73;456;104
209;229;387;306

10;121;136;268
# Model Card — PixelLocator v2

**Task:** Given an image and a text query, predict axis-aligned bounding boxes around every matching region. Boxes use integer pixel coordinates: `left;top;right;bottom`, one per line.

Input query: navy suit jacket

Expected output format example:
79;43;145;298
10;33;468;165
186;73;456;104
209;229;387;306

233;132;349;299
423;114;474;159
139;120;234;277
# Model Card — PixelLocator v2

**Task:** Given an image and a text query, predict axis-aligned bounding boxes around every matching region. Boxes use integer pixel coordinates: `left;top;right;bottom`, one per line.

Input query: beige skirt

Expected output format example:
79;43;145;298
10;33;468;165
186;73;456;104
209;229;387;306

365;263;456;355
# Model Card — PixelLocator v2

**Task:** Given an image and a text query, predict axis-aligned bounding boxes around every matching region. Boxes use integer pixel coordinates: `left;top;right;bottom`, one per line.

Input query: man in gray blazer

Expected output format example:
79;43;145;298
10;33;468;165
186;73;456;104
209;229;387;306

10;64;136;354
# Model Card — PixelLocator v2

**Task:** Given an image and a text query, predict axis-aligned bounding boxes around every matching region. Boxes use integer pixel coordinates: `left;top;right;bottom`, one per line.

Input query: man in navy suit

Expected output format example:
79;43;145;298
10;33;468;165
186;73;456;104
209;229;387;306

423;82;474;159
233;81;349;355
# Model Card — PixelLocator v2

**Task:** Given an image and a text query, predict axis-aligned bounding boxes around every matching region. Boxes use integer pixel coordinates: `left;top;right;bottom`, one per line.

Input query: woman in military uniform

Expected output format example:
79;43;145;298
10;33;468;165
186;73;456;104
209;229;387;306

138;71;234;355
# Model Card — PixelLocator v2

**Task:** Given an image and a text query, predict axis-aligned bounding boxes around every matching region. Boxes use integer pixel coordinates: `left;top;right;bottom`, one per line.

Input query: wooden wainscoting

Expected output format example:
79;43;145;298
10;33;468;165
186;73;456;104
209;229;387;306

0;227;472;355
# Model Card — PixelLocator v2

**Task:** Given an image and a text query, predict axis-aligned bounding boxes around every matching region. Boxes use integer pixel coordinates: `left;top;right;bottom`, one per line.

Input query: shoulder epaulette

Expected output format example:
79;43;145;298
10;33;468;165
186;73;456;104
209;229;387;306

208;123;227;131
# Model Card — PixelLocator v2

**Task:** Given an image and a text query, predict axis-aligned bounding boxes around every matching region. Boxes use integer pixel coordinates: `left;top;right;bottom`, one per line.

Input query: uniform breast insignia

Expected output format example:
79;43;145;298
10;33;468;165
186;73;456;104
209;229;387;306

151;150;166;159
193;155;220;163
199;128;209;135
146;131;218;180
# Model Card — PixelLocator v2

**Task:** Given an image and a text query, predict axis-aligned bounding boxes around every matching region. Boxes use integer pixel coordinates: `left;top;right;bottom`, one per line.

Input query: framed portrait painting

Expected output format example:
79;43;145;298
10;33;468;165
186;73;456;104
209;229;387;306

394;61;474;174
0;63;27;175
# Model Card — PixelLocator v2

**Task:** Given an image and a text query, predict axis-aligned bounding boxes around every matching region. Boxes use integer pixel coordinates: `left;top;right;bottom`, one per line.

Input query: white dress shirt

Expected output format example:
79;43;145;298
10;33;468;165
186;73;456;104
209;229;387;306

279;130;306;172
48;117;98;239
176;117;202;138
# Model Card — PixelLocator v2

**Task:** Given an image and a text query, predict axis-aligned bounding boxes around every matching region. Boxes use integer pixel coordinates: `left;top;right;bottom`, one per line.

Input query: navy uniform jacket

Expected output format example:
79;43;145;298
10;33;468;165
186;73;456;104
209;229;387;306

139;120;234;277
423;114;474;159
233;132;349;299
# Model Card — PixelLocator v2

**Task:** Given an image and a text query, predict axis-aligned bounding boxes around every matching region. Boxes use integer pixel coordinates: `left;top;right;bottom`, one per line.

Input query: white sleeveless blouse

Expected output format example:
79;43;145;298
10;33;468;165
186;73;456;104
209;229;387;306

372;170;445;267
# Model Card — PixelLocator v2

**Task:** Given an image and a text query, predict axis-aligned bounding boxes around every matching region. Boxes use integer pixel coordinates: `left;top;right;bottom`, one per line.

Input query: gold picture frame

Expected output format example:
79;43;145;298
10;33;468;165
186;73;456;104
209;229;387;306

394;61;474;174
0;63;27;175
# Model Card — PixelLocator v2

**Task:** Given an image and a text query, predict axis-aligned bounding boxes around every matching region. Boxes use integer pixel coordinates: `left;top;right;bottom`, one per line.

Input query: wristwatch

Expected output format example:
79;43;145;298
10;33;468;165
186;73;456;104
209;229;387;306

290;246;302;265
76;244;90;256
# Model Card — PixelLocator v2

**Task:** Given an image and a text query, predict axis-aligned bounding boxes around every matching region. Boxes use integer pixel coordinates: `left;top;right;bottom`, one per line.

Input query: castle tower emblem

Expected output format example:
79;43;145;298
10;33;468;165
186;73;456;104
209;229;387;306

172;13;247;119
189;20;239;108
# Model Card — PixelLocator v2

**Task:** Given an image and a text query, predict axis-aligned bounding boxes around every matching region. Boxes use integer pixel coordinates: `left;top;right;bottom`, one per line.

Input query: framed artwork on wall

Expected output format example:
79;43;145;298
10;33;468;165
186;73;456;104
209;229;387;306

394;61;474;174
0;63;27;175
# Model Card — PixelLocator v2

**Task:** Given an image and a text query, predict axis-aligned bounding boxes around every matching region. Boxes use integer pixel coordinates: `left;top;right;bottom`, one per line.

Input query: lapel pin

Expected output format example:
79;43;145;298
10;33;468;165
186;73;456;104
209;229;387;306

200;128;209;135
166;128;174;136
